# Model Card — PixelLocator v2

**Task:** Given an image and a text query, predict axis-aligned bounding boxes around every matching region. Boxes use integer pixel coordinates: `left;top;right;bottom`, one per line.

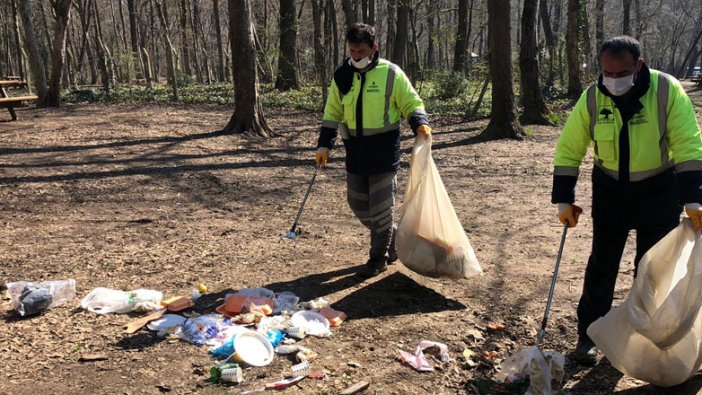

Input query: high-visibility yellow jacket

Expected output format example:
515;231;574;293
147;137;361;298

552;67;702;204
318;56;428;175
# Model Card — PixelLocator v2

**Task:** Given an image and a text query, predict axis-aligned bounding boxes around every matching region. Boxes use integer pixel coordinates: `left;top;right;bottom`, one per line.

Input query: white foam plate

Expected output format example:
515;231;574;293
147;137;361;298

291;310;330;336
147;314;186;331
233;331;274;367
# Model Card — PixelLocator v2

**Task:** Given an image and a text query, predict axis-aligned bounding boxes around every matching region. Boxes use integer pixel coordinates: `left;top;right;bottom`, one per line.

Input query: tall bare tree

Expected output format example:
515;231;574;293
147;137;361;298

45;0;73;107
520;0;552;124
223;0;272;137
566;0;582;98
180;0;192;77
275;0;299;90
312;0;327;103
10;0;26;80
154;0;178;100
18;0;46;99
453;0;469;72
213;0;226;82
483;0;525;140
391;2;409;68
623;0;631;36
595;0;605;56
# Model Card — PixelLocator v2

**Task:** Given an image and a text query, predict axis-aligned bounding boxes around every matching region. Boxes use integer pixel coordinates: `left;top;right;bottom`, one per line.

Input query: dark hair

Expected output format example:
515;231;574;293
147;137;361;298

346;23;376;47
599;36;641;64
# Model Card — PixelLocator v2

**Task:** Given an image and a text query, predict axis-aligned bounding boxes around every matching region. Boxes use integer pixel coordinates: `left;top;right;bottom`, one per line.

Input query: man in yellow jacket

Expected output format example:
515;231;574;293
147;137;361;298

315;23;431;278
552;36;702;365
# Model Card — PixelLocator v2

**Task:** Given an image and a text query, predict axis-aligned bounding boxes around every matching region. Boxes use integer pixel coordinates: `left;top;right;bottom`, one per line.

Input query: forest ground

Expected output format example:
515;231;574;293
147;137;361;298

0;82;701;394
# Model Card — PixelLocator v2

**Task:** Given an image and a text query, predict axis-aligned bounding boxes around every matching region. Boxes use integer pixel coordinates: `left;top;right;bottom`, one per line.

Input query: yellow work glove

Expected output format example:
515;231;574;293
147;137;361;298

315;147;329;168
558;203;583;228
417;125;432;137
685;203;702;230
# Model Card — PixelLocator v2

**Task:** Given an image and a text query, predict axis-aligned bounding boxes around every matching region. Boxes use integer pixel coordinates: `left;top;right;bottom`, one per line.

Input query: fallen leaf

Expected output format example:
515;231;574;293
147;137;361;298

487;322;506;331
466;329;484;341
481;351;499;359
78;353;109;362
462;349;477;360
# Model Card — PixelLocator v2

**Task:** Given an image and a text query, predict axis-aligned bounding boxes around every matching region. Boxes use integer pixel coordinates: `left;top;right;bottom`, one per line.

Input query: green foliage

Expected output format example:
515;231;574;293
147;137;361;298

429;70;470;99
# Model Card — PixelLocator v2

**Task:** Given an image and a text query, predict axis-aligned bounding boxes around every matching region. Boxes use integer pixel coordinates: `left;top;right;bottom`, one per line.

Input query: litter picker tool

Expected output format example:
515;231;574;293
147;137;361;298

283;166;319;240
537;205;582;346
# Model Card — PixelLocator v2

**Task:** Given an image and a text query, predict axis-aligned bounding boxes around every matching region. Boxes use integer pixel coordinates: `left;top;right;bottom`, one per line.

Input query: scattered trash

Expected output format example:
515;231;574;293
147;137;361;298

496;346;565;395
5;279;76;317
124;308;167;334
177;314;222;346
210;362;243;384
299;297;330;310
81;288;162;314
290;360;311;378
161;296;193;312
273;292;300;315
340;381;370;395
217;294;274;316
197;283;208;294
295;347;317;362
231;331;274;367
398;340;452;372
147;314;187;332
319;307;347;327
487;322;506;332
466;329;484;341
462;349;478;368
266;329;285;347
285;326;307;339
240;376;306;394
481;351;499;360
291;310;330;336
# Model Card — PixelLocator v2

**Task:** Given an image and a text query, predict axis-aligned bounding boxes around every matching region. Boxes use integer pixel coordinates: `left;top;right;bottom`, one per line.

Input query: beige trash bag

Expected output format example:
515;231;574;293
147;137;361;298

395;135;482;279
588;219;702;387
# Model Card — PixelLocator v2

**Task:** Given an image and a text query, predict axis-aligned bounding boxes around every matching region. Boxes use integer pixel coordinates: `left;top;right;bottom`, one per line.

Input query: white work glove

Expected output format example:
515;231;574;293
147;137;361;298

685;203;702;230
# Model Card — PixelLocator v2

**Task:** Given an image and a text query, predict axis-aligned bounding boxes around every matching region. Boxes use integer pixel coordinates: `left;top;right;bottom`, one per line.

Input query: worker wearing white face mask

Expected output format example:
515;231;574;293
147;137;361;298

552;36;702;366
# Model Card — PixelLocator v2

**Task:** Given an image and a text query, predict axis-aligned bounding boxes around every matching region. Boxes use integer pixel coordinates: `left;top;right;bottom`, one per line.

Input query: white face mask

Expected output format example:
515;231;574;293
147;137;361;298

602;74;635;96
349;54;372;70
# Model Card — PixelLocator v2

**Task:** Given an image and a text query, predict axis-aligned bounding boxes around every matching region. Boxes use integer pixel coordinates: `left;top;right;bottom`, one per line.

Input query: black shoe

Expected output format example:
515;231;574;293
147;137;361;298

358;259;388;278
387;249;398;264
573;339;598;366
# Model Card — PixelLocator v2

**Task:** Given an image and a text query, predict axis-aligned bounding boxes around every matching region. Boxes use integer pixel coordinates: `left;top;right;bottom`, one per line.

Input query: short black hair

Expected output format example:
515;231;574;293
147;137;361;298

599;36;641;64
346;23;376;47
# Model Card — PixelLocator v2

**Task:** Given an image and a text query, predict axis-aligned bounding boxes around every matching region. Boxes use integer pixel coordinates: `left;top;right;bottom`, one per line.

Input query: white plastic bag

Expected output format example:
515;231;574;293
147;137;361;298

497;346;565;395
5;279;76;316
396;135;482;279
81;287;163;314
588;219;702;387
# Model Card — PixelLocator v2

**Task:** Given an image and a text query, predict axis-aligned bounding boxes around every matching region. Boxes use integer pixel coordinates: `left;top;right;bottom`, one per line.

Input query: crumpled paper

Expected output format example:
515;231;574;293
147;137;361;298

398;340;453;371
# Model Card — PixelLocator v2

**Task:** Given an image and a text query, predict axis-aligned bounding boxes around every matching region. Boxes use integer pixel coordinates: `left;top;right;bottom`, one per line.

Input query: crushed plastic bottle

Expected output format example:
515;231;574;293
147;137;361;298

5;279;76;317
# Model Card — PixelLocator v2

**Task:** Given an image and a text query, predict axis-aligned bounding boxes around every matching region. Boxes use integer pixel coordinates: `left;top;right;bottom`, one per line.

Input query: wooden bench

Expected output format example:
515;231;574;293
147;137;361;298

0;80;38;121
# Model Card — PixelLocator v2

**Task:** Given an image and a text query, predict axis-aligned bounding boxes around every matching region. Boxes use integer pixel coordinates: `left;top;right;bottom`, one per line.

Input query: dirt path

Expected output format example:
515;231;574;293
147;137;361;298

0;100;701;394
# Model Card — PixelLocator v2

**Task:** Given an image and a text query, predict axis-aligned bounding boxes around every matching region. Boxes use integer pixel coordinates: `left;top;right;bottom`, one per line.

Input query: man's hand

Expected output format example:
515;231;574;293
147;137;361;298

417;125;432;137
316;147;329;168
558;203;583;228
685;203;702;230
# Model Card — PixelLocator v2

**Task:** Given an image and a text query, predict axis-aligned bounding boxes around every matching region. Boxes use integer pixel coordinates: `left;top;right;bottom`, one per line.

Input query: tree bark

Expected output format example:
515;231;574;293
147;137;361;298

213;0;226;82
540;0;556;86
154;0;178;100
45;0;72;107
312;0;327;103
676;27;702;79
10;0;26;80
190;0;204;83
622;0;631;36
341;0;357;30
275;0;299;90
453;0;469;72
595;0;604;54
127;0;144;79
368;0;374;25
18;0;47;100
483;0;526;140
425;1;435;69
579;0;592;78
223;0;272;137
386;0;395;60
520;0;552;125
93;0;114;92
180;0;192;77
391;2;409;68
566;0;582;98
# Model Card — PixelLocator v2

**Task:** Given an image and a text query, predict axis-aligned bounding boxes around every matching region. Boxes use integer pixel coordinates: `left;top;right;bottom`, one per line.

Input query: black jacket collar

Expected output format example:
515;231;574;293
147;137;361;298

333;51;381;96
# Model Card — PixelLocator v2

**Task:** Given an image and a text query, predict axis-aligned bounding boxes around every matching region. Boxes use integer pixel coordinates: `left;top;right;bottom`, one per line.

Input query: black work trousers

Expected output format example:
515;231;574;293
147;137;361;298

577;166;682;341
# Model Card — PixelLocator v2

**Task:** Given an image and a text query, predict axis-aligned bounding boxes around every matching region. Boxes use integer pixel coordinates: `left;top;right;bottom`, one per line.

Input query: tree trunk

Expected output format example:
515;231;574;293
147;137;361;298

540;0;556;86
276;0;299;90
45;0;72;107
127;0;144;79
579;0;592;78
595;0;604;55
39;1;54;56
180;0;192;77
223;0;272;137
386;0;395;59
392;2;409;68
368;0;374;25
676;27;702;79
10;0;26;79
190;0;203;83
566;0;582;98
93;0;114;92
18;0;47;100
622;0;631;36
154;0;178;100
341;0;356;29
453;0;469;72
483;0;526;140
425;1;435;69
213;0;226;82
520;0;552;125
312;0;327;103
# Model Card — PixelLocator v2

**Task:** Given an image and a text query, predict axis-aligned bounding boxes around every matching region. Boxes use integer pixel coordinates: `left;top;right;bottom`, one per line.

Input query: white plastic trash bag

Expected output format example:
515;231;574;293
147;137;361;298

395;135;482;279
588;219;702;387
81;287;163;314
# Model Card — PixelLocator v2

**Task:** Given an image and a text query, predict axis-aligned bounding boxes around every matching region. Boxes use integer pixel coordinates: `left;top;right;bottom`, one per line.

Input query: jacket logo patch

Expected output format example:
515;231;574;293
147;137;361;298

597;106;615;124
630;112;648;125
366;80;381;93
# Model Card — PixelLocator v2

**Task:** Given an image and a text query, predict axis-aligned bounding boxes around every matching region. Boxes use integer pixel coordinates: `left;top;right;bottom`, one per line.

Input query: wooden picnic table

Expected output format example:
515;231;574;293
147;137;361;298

0;79;38;121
